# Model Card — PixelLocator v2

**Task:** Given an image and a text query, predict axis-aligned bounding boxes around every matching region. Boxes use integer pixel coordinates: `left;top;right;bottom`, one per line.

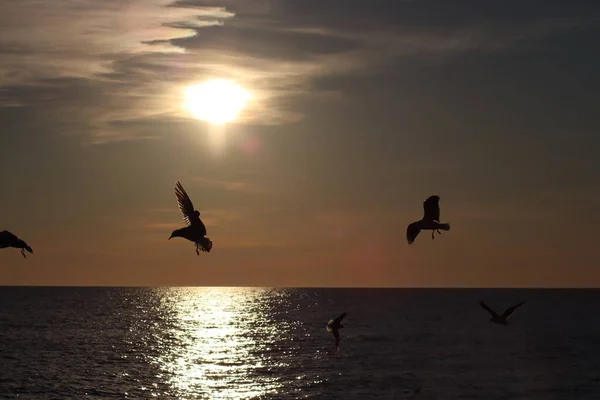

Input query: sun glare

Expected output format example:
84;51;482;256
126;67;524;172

184;79;251;125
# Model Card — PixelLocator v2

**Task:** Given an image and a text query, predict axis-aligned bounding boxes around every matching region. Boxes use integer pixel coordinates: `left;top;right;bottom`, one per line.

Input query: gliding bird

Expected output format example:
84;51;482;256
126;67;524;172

0;230;33;258
169;181;213;255
406;195;451;244
479;300;526;326
327;312;347;351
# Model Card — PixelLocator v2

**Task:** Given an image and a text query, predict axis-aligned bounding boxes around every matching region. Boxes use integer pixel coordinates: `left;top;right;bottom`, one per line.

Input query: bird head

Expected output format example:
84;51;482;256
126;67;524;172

169;229;182;240
17;240;33;254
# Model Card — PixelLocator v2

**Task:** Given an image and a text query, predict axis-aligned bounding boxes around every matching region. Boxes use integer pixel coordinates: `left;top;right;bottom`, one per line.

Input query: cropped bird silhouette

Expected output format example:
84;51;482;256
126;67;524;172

326;312;347;351
0;230;33;258
479;300;526;326
406;195;451;244
169;181;213;255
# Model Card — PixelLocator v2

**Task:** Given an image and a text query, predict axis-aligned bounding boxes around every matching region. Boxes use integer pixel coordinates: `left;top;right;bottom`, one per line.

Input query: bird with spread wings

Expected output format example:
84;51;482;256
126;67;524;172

327;312;347;351
169;181;213;255
479;300;526;326
406;195;451;244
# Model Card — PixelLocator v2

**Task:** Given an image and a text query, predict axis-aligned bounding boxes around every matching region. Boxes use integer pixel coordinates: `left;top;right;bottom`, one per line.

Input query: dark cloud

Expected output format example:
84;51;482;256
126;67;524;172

166;24;360;61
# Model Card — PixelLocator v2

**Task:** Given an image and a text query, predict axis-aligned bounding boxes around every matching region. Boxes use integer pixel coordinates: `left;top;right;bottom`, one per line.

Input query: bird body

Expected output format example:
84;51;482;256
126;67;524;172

169;181;213;254
170;226;213;253
406;195;451;244
479;301;526;326
0;230;33;258
327;312;347;351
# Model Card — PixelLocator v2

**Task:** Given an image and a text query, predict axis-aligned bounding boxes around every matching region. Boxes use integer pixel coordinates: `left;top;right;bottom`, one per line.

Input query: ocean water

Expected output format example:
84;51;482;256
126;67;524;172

1;288;600;399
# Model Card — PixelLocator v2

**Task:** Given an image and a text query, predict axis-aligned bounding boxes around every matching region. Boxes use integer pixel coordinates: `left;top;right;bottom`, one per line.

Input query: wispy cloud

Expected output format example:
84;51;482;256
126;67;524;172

0;1;231;84
199;208;247;227
141;222;182;230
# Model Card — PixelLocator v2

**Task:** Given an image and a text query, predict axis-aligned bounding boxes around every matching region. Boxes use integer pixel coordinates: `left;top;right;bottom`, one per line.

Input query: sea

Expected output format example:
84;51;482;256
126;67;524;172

1;287;599;399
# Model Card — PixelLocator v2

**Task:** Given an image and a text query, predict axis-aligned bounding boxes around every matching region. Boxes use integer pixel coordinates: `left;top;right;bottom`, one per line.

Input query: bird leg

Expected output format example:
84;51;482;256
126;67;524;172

431;229;443;240
21;249;26;258
195;244;200;256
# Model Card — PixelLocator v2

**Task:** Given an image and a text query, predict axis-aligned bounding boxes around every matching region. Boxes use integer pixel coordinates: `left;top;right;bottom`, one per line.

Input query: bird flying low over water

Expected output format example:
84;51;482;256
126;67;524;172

406;195;451;244
0;230;33;258
479;300;526;326
327;312;347;351
169;181;213;255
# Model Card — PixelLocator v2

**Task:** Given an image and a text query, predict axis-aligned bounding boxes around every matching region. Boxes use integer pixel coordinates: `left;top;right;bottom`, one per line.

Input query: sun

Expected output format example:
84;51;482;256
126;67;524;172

184;79;251;125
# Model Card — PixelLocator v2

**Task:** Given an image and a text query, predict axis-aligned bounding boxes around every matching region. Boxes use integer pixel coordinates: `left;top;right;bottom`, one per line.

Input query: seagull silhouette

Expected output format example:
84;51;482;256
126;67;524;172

169;181;213;255
406;195;451;244
326;312;347;351
0;231;33;258
479;300;526;326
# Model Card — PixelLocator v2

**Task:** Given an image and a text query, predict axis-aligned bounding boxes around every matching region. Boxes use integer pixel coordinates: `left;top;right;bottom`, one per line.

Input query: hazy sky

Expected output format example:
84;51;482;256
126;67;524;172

1;0;599;287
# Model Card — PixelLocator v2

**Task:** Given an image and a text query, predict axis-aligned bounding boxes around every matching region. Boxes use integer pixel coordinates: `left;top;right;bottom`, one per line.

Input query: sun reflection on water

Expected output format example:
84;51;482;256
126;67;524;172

151;288;289;399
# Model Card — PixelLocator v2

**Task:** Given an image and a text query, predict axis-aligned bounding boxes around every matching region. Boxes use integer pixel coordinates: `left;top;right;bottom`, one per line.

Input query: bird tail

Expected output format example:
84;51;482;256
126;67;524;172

438;223;450;231
199;237;213;252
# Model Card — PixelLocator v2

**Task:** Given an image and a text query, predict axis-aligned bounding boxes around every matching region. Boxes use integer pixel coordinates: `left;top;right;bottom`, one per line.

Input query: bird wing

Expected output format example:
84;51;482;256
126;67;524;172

175;182;206;233
0;230;18;241
423;195;441;222
406;221;421;244
0;231;19;247
326;319;334;332
479;301;499;318
502;300;526;320
334;312;347;324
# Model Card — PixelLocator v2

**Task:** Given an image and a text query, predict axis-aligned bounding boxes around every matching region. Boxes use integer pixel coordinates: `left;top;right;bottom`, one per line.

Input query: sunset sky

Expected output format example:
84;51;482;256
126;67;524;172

1;0;599;287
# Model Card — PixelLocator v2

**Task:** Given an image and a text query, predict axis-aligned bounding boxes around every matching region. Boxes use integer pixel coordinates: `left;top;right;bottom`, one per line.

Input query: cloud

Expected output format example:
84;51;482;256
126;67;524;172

0;0;597;144
198;208;247;227
142;222;183;230
0;1;237;143
0;1;231;83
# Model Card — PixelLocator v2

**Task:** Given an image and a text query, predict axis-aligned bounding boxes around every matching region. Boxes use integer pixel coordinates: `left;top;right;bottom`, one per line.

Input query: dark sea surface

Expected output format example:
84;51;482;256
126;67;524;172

1;288;600;399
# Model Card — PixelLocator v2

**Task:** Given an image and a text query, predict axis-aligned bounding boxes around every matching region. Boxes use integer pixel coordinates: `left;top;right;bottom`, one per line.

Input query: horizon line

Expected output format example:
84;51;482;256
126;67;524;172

1;285;599;289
